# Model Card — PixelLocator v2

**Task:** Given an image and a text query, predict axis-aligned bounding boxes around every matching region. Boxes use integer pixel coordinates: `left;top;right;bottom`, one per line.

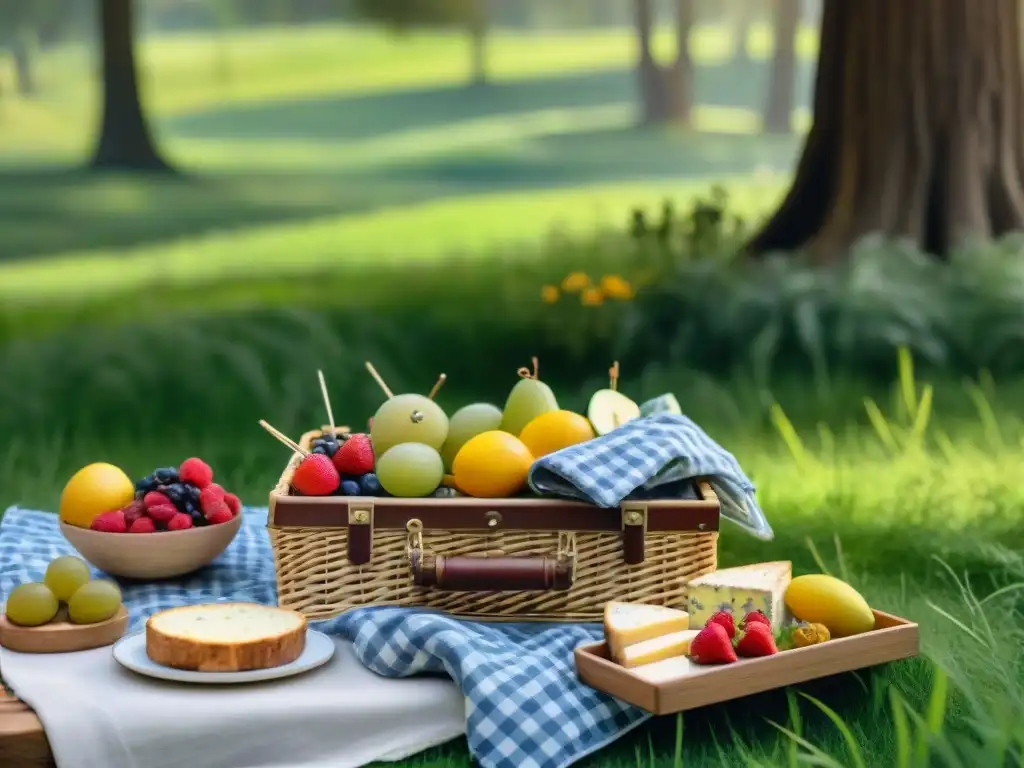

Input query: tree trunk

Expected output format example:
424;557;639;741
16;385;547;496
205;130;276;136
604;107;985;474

763;0;799;133
731;0;755;62
89;0;173;172
748;0;1024;261
12;27;37;96
634;0;692;125
468;10;487;85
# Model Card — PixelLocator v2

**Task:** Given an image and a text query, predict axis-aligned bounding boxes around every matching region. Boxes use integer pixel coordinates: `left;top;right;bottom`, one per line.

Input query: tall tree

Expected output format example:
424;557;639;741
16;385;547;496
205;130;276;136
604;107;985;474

762;0;799;133
89;0;172;171
350;0;490;85
634;0;694;125
749;0;1024;260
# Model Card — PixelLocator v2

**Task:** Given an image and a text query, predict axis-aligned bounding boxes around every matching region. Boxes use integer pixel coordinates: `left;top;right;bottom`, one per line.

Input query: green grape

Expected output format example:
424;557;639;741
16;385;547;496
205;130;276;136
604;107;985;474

441;403;503;470
44;555;92;602
5;583;59;627
371;394;449;456
375;443;444;498
68;579;122;625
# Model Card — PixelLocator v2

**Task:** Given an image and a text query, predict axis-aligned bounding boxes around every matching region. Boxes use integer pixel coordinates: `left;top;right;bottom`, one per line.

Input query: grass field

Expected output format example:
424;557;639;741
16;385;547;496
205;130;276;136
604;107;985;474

5;18;1020;768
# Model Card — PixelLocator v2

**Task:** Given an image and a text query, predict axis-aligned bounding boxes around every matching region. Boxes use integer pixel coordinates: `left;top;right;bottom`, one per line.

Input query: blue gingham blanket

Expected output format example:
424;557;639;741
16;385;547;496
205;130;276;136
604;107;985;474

0;506;648;768
529;410;773;540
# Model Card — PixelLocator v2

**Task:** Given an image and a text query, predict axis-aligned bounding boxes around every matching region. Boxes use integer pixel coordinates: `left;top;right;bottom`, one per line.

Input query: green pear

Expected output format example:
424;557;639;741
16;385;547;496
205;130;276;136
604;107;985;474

501;359;559;437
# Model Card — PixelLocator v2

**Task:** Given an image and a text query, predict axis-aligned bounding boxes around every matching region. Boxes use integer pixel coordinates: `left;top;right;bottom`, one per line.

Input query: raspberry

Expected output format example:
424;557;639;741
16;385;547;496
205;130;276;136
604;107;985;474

91;510;127;533
143;491;172;509
167;513;193;531
205;503;233;525
332;433;374;476
128;516;156;533
178;457;213;489
199;484;226;514
122;500;147;526
223;493;241;516
147;503;178;523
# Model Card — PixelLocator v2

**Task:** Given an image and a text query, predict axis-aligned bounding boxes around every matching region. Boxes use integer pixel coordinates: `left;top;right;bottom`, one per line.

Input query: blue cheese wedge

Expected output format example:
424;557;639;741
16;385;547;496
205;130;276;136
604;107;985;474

686;561;792;630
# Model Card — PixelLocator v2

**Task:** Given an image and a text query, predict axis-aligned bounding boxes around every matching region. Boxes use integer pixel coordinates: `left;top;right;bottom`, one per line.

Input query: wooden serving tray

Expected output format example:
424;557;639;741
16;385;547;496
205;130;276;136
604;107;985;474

575;610;918;715
0;606;129;654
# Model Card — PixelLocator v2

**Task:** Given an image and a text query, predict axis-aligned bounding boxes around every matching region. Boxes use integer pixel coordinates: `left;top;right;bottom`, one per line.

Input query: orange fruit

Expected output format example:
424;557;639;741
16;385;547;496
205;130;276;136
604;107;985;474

452;431;534;498
519;410;596;458
59;463;135;529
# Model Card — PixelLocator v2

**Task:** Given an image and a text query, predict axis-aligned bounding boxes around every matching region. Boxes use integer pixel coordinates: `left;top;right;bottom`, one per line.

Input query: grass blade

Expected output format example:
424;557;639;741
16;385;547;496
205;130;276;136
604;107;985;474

673;712;683;768
898;346;917;419
764;720;846;768
786;689;802;768
925;600;989;647
771;403;808;466
798;692;867;768
964;380;1003;450
907;383;933;448
805;537;832;576
978;582;1024;605
888;687;912;768
863;397;901;454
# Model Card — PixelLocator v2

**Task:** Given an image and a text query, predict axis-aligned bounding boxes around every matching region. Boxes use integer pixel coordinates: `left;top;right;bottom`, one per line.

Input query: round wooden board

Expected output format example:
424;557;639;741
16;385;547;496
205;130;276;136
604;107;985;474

0;605;129;653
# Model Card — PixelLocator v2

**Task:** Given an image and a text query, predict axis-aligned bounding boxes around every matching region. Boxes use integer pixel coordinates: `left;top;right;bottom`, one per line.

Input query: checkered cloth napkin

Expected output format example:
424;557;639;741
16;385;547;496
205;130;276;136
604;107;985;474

0;506;649;768
528;408;774;540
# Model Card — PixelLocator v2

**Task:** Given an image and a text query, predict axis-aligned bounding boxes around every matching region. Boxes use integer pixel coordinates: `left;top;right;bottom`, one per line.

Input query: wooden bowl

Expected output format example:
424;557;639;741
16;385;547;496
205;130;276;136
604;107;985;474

60;513;242;580
0;605;129;653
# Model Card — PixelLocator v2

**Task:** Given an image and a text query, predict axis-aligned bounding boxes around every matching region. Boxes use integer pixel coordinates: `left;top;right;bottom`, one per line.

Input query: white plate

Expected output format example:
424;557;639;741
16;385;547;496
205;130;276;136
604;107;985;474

112;629;335;684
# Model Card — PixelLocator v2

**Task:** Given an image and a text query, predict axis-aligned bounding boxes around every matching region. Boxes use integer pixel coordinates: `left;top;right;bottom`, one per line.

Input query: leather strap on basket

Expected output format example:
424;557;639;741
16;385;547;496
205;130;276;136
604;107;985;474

347;503;373;565
406;519;576;592
621;504;647;565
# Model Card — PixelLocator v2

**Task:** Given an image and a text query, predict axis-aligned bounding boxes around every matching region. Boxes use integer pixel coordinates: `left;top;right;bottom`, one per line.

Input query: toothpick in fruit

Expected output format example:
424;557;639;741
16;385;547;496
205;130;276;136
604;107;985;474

365;361;394;399
258;420;309;457
609;361;620;392
428;373;447;401
317;369;337;438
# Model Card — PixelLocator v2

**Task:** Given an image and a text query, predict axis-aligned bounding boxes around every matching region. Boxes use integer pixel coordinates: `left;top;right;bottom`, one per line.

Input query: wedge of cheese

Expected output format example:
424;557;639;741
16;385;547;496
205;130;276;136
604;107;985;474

686;561;792;631
617;629;700;669
632;654;699;684
603;601;689;659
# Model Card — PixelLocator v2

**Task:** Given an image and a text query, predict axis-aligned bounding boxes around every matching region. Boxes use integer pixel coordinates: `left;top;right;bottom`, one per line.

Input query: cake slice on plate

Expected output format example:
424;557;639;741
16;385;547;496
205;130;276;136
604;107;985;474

146;603;307;672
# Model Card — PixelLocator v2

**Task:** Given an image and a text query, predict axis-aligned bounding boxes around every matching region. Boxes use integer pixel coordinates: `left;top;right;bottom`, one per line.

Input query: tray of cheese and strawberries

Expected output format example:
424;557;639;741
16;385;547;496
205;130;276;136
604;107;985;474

574;561;919;715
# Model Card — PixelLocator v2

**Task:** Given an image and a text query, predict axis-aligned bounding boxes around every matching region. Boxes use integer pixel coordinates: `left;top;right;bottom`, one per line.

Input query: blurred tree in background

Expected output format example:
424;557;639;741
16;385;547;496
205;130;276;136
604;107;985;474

0;0;74;95
763;0;798;134
349;0;490;84
90;0;172;171
750;0;1024;260
634;0;694;125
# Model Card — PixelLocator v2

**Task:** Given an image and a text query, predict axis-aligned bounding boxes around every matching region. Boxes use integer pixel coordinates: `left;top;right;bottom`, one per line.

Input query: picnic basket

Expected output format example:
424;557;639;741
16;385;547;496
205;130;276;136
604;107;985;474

268;428;720;622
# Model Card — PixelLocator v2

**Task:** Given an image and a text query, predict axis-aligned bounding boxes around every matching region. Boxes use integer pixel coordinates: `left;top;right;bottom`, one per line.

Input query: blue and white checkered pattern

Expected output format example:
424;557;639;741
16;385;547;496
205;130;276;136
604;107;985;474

528;408;774;540
0;506;649;768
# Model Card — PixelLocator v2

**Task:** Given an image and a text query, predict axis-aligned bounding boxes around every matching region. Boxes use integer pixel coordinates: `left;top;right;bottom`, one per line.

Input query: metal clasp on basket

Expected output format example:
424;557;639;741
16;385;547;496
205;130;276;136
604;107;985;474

406;518;424;555
557;531;578;582
347;502;374;566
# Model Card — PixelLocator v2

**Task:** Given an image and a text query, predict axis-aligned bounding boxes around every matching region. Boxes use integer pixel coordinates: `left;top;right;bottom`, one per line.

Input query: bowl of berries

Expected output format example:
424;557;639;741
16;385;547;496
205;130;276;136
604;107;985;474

59;458;243;580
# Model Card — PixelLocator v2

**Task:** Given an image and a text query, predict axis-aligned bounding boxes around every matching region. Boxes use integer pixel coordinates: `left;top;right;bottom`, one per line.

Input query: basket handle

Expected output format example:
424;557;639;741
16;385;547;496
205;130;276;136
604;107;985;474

409;550;574;592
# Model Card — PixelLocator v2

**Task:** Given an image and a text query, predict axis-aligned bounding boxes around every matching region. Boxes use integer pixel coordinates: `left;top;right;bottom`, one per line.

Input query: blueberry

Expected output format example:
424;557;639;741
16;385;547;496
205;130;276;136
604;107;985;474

340;479;361;496
161;483;191;511
190;509;208;526
185;484;201;504
134;475;159;495
312;445;328;455
154;467;179;485
359;473;382;496
183;500;197;516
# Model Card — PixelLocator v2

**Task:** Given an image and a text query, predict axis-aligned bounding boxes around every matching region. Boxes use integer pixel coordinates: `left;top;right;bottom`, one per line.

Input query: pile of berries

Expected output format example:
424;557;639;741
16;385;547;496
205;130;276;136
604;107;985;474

293;432;384;497
91;458;242;534
688;610;779;665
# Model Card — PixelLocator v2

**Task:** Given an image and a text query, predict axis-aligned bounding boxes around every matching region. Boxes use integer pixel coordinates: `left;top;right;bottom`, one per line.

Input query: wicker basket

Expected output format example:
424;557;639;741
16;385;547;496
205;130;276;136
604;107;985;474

268;429;720;622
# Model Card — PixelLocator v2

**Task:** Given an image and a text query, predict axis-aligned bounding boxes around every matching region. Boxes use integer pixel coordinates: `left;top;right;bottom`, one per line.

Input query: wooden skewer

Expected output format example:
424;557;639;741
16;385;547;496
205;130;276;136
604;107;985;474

365;361;394;399
317;370;336;437
609;361;620;392
258;420;309;457
428;373;447;400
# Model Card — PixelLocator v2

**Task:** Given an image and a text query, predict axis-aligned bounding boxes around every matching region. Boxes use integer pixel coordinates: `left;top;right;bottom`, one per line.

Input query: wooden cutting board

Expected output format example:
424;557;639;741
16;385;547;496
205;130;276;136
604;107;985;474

0;606;129;653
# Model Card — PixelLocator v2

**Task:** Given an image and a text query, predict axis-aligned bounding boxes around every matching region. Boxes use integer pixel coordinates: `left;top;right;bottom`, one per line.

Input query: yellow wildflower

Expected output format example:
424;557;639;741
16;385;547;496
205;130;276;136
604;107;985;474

541;285;560;304
580;287;604;306
561;272;591;293
599;274;635;300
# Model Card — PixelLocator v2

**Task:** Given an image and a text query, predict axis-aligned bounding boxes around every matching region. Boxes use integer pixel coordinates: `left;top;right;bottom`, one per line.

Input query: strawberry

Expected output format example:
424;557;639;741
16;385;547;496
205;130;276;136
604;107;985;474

292;454;340;496
199;484;226;515
332;434;374;476
688;622;737;664
739;610;771;631
735;622;778;658
178;457;213;489
143;491;172;509
91;510;127;533
167;513;194;531
223;492;242;516
128;516;156;533
147;503;178;523
205;505;233;525
706;610;736;639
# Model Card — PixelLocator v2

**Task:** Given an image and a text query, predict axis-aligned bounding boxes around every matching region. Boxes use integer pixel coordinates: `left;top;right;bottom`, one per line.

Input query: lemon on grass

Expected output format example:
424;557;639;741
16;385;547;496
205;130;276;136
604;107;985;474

59;463;135;529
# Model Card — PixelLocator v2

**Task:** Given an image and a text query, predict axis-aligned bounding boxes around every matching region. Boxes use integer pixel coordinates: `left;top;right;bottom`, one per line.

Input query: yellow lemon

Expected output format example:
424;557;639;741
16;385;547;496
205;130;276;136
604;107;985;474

59;463;135;529
452;431;534;498
784;574;875;637
519;410;596;458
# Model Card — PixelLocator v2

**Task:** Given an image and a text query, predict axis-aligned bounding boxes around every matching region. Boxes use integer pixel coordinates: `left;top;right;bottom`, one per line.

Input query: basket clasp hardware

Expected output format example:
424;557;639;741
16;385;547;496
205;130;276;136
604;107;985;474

346;502;374;567
620;503;648;567
406;518;424;554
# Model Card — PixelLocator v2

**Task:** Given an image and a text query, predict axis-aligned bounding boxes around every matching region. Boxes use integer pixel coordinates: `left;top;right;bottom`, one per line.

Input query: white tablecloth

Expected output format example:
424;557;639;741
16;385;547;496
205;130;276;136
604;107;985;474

1;637;466;768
